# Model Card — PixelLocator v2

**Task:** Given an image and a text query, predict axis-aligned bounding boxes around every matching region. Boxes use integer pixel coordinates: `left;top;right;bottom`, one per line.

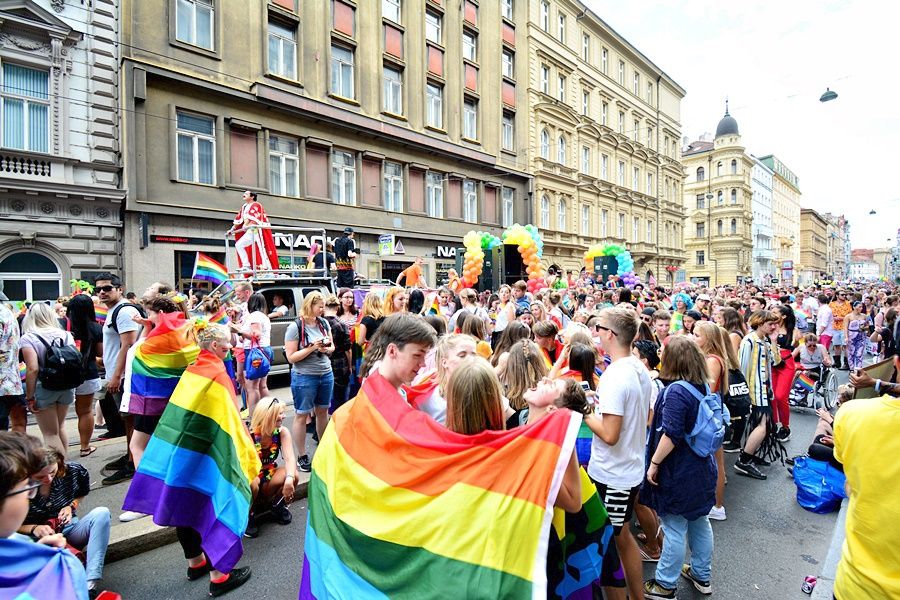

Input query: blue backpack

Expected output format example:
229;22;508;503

666;381;728;458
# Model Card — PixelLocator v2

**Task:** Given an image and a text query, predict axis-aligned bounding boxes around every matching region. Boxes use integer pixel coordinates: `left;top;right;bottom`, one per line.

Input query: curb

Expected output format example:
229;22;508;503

811;498;847;599
106;473;311;563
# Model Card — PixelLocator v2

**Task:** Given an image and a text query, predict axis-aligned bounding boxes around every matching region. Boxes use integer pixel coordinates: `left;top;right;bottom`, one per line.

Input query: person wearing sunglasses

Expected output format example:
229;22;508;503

829;291;853;370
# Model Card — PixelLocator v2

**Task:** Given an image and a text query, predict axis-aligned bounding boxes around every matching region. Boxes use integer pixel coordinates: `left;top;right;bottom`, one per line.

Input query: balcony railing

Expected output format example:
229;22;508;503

0;151;52;178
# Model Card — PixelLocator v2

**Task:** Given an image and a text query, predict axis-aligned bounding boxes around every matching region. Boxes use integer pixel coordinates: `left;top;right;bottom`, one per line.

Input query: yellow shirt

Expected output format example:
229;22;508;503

833;395;900;600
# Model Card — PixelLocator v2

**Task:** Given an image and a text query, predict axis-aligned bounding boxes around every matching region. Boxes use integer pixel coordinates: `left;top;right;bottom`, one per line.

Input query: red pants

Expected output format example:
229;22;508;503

771;349;795;428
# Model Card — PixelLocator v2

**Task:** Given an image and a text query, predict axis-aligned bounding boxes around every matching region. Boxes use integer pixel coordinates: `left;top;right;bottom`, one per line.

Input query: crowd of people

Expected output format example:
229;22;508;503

1;267;898;599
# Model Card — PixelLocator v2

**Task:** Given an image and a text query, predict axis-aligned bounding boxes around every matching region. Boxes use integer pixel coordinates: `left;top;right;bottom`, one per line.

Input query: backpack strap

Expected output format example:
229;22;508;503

668;380;709;402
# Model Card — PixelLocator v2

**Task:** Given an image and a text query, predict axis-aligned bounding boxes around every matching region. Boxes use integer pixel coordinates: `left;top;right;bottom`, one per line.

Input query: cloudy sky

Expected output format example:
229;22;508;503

585;0;900;249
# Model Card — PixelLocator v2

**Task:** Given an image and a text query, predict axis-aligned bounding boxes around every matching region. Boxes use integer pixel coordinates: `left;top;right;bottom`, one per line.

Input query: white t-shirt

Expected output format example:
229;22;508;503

419;387;447;425
802;296;820;318
817;304;834;337
242;311;271;348
588;355;652;489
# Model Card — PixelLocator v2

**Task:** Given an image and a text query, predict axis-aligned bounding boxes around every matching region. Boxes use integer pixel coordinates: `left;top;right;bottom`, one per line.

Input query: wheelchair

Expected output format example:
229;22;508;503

789;365;838;411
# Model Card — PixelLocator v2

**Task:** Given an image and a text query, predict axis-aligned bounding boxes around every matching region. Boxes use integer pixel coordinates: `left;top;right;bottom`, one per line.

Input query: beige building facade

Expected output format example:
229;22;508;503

798;208;827;285
681;109;754;286
120;0;533;292
759;155;801;273
823;212;849;280
524;0;687;282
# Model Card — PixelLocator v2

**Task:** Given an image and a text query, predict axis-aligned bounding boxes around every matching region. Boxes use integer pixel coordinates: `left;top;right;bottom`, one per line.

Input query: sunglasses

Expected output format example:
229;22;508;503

4;479;41;499
95;285;117;293
595;324;619;336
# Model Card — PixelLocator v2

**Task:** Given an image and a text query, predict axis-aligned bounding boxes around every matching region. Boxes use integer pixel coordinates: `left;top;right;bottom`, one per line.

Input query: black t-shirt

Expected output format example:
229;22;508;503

313;251;337;271
334;236;356;270
360;316;384;342
73;322;102;380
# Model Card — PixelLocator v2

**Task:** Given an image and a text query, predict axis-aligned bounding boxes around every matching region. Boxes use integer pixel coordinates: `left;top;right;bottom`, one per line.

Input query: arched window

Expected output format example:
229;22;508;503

731;159;737;175
540;194;550;228
557;135;566;164
730;218;737;234
540;129;550;159
716;161;722;176
717;220;723;236
696;166;705;182
0;251;62;301
717;190;723;205
731;189;737;204
557;198;567;230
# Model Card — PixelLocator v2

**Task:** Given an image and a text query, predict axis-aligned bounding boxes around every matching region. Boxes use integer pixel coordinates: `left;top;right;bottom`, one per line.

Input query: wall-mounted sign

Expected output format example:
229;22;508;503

436;245;458;259
151;235;225;246
272;233;338;251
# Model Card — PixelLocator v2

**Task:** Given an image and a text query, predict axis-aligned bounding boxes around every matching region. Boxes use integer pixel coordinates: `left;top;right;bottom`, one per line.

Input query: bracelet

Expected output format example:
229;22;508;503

650;460;661;466
875;379;882;394
30;525;38;535
70;499;79;510
285;474;295;481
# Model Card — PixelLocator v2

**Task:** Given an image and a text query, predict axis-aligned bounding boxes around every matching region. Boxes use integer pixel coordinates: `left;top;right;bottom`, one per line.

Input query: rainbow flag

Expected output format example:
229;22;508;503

797;372;816;392
122;350;261;572
299;371;580;599
19;361;26;382
0;536;89;600
207;306;230;325
95;304;108;325
427;293;440;316
192;252;232;289
123;312;200;416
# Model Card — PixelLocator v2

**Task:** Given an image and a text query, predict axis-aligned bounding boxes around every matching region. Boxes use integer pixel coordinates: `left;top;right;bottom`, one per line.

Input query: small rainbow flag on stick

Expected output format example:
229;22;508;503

192;252;232;289
797;372;816;392
427;294;440;316
95;304;108;325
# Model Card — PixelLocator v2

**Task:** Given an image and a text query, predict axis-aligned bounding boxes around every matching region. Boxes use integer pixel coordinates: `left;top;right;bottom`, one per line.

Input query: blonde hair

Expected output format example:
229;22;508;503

561;322;591;345
748;309;779;329
196;323;230;349
695;321;737;370
659;336;709;386
445;357;504;435
383;287;406;317
503;340;549;409
361;293;384;320
22;302;63;333
436;334;476;389
837;384;853;405
600;306;639;346
250;396;285;436
324;294;340;308
301;291;325;319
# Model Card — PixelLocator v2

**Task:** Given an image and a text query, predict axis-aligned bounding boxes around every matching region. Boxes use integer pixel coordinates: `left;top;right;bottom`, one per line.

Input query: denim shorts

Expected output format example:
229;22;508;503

291;370;334;414
34;381;75;410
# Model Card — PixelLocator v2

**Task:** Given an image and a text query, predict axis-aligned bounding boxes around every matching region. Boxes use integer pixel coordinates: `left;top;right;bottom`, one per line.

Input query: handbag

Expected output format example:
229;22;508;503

244;341;271;380
792;456;847;514
45;517;87;565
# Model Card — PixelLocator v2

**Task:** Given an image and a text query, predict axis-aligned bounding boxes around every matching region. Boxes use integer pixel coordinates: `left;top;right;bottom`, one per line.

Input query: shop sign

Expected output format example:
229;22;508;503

378;235;395;256
151;235;225;246
272;233;337;251
436;245;458;259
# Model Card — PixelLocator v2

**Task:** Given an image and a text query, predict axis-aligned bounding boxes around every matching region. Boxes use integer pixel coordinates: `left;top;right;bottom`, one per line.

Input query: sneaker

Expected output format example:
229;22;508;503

681;564;712;595
209;566;252;597
272;503;292;525
750;454;771;467
722;441;741;453
708;505;726;521
118;510;148;523
102;465;135;486
97;431;124;441
643;578;676;599
244;514;259;538
734;460;767;480
776;427;791;442
102;454;129;472
187;560;212;581
297;455;311;473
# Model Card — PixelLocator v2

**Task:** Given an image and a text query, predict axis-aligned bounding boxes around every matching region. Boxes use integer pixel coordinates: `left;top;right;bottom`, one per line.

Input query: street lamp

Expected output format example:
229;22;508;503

819;88;838;102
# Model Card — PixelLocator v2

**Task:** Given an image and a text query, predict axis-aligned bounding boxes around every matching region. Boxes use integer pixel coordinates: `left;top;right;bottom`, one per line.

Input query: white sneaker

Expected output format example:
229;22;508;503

708;505;726;521
119;510;149;522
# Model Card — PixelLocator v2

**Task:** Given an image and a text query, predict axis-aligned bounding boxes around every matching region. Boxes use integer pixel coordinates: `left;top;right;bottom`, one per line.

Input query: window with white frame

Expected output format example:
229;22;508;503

664;135;669;156
501;187;514;227
696;250;705;266
617;212;624;238
717;190;723;205
462;30;477;61
1;64;49;153
618;60;625;85
383;0;401;23
647;126;653;147
663;176;668;199
601;47;608;73
463;180;477;223
426;83;443;128
633;71;639;95
601;154;608;180
716;161;722;176
557;134;566;164
633;119;639;142
646;81;653;104
540;128;550;159
731;218;737;234
176;0;214;50
632;166;639;191
330;45;354;98
632;216;639;242
581;90;589;115
425;10;442;44
502;0;513;20
540;1;549;31
646;172;653;195
696;222;705;238
617;160;624;185
540;195;550;228
581;204;590;235
601;101;608;125
426;171;443;218
331;150;356;205
463;98;478;139
540;64;550;94
581;145;590;174
731;159;737;175
582;33;590;61
268;135;299;197
176;111;215;184
557;75;565;102
618;111;624;134
664;222;669;246
502;111;514;151
557;13;566;42
383;64;403;114
646;219;653;243
601;209;608;237
267;20;296;79
557;197;566;230
502;49;514;78
384;161;403;212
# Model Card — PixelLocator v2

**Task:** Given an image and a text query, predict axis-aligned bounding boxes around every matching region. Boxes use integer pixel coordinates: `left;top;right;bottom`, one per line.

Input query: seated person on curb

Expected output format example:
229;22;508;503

786;385;854;472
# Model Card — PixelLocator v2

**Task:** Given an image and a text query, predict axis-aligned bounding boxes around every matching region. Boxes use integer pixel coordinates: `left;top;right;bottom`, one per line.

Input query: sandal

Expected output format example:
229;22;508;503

639;542;661;562
80;446;97;457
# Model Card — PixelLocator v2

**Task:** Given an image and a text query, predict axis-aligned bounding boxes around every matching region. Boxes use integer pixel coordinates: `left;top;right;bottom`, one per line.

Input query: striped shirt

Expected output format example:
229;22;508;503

738;332;781;408
24;463;90;524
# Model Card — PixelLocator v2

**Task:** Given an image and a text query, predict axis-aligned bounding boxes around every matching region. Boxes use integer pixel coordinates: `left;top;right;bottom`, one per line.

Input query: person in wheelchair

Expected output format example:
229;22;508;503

790;333;834;405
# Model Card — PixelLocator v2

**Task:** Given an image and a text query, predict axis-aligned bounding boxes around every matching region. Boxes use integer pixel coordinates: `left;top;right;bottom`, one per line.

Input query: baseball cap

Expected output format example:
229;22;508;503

698;293;711;301
343;226;354;234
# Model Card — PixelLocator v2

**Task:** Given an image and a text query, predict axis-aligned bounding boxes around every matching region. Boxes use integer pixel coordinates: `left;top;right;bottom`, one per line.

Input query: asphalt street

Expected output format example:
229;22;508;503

101;375;845;599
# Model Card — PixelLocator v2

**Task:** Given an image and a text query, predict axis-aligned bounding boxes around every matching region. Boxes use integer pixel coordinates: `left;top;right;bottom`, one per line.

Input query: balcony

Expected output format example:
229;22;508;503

0;150;65;184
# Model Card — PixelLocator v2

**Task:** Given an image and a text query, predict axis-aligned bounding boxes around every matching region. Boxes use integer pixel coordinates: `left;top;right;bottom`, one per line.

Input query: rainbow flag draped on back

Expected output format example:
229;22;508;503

122;350;261;572
0;536;88;600
299;371;581;599
123;312;200;416
94;304;108;325
192;252;232;289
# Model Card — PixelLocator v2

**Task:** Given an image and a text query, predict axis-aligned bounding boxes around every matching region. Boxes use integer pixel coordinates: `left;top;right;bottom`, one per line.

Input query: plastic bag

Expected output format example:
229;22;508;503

793;456;847;514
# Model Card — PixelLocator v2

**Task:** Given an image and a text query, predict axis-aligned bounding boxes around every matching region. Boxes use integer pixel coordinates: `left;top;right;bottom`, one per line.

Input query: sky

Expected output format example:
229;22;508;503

584;0;900;249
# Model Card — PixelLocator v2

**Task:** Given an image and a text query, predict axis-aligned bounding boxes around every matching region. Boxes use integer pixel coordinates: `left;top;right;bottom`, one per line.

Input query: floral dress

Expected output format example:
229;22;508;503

0;304;23;397
846;317;868;370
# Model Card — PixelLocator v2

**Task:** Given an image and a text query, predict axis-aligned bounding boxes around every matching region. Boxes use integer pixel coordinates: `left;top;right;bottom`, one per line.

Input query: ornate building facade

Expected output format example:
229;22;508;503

799;208;827;285
750;157;775;283
758;154;801;272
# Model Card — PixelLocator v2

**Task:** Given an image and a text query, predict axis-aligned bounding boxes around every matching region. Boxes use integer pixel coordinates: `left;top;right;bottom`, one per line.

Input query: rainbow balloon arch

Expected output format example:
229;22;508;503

461;224;547;293
583;243;641;288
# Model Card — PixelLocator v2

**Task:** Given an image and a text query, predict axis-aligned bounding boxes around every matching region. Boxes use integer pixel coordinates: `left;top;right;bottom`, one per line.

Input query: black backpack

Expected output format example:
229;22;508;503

34;334;85;391
723;368;751;419
108;303;147;333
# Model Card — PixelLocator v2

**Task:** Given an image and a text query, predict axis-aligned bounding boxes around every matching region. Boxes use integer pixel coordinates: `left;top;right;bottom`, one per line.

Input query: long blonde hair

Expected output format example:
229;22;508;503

445;357;504;435
695;321;736;370
436;334;475;389
250;396;285;436
503;340;549;410
361;293;384;320
22;303;63;333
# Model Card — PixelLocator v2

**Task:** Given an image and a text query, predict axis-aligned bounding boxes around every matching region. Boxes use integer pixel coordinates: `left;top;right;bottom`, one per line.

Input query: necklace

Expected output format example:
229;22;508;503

253;428;281;482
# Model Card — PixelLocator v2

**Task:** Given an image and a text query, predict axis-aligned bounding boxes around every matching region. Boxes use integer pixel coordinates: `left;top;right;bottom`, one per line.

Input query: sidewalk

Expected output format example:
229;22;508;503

812;499;847;599
24;382;312;563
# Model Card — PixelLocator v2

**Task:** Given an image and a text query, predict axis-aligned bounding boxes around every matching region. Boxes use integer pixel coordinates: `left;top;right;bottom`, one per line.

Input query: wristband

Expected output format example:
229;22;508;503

285;474;295;481
650;460;661;466
70;499;79;510
875;379;882;394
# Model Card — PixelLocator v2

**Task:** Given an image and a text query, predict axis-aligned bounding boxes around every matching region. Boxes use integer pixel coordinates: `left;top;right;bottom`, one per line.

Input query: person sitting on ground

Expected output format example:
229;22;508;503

246;397;297;538
787;385;854;473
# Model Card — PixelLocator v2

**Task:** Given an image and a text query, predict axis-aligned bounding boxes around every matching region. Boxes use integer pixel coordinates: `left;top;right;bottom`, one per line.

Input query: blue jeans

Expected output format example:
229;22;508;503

62;507;111;582
655;513;713;589
291;371;334;414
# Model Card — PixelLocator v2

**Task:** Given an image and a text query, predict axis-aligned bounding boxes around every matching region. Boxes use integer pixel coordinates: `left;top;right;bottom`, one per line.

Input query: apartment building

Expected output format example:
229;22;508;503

798;208;827;285
750;157;775;283
758;154;801;270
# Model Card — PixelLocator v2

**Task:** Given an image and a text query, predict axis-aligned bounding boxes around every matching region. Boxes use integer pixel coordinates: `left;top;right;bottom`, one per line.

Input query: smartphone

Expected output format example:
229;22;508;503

579;381;591;392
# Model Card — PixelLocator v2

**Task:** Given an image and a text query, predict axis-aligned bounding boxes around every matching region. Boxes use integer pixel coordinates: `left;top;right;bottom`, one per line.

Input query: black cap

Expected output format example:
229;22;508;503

641;307;657;316
343;227;354;234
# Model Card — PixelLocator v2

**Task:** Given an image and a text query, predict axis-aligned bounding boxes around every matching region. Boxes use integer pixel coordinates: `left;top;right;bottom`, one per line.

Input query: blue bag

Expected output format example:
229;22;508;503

244;342;272;380
793;456;847;514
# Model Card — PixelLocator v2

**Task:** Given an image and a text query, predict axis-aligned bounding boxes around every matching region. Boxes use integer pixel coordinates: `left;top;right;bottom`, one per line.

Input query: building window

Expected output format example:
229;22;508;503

382;65;403;114
557;198;567;230
176;112;215;184
731;159;737;174
540;64;550;94
717;190;723;205
664;222;669;246
731;188;737;204
618;60;625;85
646;173;653;195
601;154;608;180
696;166;705;181
663;176;669;199
717;219;723;236
540;195;550;228
633;119;639;142
267;20;296;79
618;111;624;134
330;45;354;98
463;98;478;139
581;145;590;174
633;216;639;242
601;101;608;125
540;128;550;159
384;161;403;212
696;250;705;266
601;47;608;73
617;160;625;186
731;218;737;234
557;13;566;42
331;150;356;205
647;126;653;147
175;0;214;50
557;75;565;102
502;0;513;20
426;83;443;128
716;161;722;176
540;1;549;31
383;0;401;23
696;194;705;210
632;71;639;95
646;219;653;243
557;135;567;165
462;30;477;61
0;251;61;301
502;48;514;78
426;171;443;218
502;111;515;151
617;212;625;238
664;135;669;156
581;90;589;115
425;10;442;44
646;81;653;104
268;135;299;197
696;222;705;238
1;64;49;153
582;33;590;61
501;187;514;227
581;204;590;235
632;166;639;191
601;209;608;237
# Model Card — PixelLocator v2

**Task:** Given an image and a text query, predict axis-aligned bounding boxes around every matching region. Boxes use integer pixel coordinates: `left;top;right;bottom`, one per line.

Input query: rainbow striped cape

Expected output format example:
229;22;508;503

299;371;581;599
0;535;88;600
123;350;261;572
95;304;108;325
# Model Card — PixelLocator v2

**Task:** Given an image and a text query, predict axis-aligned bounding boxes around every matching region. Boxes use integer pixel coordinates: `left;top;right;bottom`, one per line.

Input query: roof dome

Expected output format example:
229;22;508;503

715;101;739;138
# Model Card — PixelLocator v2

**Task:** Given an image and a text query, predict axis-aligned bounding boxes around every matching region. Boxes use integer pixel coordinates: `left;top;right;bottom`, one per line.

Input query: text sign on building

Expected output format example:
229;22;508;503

272;233;337;251
436;246;458;259
378;234;395;256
